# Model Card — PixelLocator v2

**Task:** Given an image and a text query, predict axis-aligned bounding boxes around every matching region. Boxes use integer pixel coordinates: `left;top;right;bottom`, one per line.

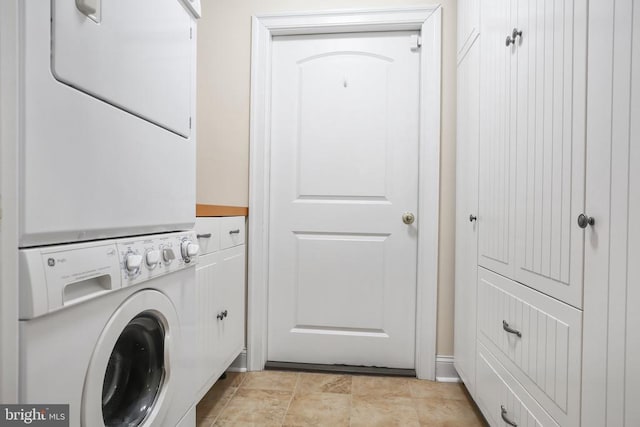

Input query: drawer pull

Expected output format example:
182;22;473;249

501;406;518;427
229;229;240;235
502;320;522;338
197;233;212;239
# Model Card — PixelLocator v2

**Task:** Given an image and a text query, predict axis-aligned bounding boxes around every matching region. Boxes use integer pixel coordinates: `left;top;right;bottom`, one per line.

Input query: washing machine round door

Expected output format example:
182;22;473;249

82;290;181;426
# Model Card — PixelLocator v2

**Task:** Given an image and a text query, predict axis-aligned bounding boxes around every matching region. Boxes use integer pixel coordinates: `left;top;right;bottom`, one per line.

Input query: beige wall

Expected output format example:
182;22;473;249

196;0;457;355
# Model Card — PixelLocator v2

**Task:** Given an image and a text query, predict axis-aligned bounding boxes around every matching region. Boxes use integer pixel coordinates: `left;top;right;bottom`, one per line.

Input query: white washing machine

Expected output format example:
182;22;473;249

19;0;201;248
19;231;200;427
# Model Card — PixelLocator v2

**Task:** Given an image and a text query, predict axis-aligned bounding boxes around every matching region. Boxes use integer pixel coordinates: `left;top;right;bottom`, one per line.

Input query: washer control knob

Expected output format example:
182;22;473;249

125;253;143;274
162;248;176;263
146;249;161;269
181;240;200;261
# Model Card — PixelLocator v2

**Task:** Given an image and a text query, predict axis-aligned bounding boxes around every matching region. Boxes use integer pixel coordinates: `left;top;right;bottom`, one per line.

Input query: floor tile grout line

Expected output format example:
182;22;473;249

348;374;354;427
210;371;247;426
279;372;300;426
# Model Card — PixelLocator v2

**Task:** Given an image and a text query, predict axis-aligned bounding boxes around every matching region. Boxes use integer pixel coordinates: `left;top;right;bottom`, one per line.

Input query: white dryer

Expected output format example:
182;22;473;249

19;231;200;427
19;0;201;248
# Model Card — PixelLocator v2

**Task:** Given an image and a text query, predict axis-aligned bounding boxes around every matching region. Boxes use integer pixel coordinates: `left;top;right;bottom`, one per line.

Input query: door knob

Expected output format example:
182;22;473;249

577;213;595;229
402;212;415;225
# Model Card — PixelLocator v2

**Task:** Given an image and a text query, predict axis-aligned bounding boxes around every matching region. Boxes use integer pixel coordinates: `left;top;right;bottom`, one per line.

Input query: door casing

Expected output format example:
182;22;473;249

247;6;442;380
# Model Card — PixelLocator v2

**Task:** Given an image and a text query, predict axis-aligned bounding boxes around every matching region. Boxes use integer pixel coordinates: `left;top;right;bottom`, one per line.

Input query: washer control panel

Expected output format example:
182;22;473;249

19;231;199;320
117;231;199;287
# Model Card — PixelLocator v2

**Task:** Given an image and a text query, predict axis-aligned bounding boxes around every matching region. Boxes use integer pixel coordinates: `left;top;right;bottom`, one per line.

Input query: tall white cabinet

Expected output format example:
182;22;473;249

582;0;640;425
454;0;480;396
456;0;639;426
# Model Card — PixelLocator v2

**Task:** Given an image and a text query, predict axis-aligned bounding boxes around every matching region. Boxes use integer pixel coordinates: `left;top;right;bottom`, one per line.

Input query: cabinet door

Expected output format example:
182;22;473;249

215;245;246;370
478;0;517;278
582;1;640;424
195;252;221;395
52;0;194;137
454;37;480;396
457;0;479;58
513;0;587;308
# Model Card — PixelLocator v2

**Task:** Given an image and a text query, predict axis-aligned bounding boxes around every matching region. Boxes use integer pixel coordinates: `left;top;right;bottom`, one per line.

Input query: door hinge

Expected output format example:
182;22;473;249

189;117;192;129
190;27;193;39
410;34;422;51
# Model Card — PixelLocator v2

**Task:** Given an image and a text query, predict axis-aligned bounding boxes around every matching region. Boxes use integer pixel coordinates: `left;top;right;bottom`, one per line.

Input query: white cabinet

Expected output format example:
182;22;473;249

512;0;587;309
194;217;246;400
581;0;640;425
477;0;517;279
476;342;559;427
477;0;588;309
477;268;582;427
454;27;480;396
457;0;479;59
458;1;594;426
460;0;639;426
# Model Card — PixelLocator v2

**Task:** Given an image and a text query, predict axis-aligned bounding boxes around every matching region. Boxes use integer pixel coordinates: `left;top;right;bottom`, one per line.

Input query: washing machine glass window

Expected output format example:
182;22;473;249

102;313;165;427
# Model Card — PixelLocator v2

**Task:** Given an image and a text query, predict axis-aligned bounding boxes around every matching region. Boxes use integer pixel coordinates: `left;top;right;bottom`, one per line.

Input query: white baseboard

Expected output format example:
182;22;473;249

227;351;459;380
227;349;247;373
435;355;461;382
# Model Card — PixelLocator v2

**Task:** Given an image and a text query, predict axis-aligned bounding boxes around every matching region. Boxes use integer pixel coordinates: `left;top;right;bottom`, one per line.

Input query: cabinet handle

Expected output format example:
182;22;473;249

577;213;595;229
502;320;522;338
469;214;477;222
216;312;224;320
501;406;518;427
76;0;101;23
505;28;523;47
512;28;523;41
229;229;240;235
222;310;228;318
197;233;212;239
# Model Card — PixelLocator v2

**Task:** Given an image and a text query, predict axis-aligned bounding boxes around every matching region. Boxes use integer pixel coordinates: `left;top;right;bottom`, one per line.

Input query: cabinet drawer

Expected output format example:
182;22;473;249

477;267;581;427
219;216;245;249
476;342;558;427
195;218;220;255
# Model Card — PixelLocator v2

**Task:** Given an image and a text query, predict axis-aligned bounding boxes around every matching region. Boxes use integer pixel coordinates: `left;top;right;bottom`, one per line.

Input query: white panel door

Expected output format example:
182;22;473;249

268;32;420;369
454;38;480;394
478;0;517;278
52;0;194;137
513;0;587;309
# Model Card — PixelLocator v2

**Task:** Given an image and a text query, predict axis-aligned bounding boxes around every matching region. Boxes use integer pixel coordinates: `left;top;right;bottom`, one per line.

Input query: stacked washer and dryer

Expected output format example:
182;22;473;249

17;1;202;426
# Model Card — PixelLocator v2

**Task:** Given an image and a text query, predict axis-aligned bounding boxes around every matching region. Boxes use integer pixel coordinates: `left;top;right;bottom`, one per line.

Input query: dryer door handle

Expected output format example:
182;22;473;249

76;0;101;23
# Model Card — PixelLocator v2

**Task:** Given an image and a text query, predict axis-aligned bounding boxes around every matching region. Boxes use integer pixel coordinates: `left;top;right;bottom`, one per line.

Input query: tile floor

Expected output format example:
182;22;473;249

196;370;487;426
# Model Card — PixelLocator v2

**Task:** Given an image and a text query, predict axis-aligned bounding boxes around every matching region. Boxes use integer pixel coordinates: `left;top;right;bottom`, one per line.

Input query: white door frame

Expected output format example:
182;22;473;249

247;6;442;380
